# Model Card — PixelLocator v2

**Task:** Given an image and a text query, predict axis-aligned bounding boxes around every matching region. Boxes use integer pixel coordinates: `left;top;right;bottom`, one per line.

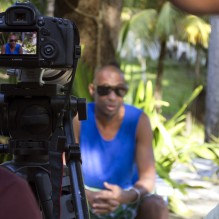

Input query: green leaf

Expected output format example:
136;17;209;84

166;85;203;127
168;195;192;217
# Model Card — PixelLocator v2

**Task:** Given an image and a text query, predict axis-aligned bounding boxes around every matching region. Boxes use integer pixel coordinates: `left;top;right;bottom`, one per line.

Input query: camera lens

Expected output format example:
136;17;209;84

43;69;72;86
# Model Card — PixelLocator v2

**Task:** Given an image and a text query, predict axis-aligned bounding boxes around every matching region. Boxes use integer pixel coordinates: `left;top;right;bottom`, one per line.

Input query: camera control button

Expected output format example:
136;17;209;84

58;19;63;24
44;45;54;55
63;19;68;25
52;18;58;23
40;37;46;42
41;28;50;36
37;18;45;26
41;43;57;59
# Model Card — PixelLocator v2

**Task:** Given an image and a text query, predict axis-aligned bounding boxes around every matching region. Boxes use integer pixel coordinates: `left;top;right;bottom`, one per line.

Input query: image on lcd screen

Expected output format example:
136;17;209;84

0;31;37;55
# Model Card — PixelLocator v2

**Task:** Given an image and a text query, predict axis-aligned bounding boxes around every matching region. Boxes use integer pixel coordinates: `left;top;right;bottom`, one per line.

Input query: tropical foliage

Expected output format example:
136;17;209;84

133;80;219;215
0;0;48;14
118;2;210;103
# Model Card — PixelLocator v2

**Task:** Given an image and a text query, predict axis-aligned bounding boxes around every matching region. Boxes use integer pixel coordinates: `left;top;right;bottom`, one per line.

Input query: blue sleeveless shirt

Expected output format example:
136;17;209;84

5;43;21;54
80;103;143;189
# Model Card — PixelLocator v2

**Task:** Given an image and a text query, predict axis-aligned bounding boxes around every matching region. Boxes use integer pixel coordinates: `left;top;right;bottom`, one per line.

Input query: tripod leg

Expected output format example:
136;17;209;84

63;111;89;219
68;160;89;219
60;162;89;219
60;167;76;219
35;172;53;219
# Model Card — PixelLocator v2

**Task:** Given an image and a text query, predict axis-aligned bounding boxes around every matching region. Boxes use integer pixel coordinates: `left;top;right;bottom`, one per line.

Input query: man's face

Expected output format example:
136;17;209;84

91;66;127;118
9;36;17;48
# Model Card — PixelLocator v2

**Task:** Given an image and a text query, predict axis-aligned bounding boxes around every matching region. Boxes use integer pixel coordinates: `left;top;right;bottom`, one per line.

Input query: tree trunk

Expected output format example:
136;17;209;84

205;16;219;142
155;39;166;111
54;0;122;72
46;0;55;16
194;46;201;86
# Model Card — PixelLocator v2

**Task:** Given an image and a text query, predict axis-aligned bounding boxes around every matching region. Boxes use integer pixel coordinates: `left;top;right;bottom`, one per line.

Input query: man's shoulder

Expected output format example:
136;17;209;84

124;103;143;114
88;102;95;106
123;104;144;126
16;43;21;48
87;102;95;111
84;102;95;120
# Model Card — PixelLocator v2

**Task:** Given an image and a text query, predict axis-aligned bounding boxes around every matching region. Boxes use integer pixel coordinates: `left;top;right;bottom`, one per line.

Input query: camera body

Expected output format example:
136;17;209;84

0;2;83;140
0;1;80;68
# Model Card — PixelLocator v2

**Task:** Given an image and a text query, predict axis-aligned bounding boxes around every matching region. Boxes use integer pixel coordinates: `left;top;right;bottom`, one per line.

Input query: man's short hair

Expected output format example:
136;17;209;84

94;61;123;77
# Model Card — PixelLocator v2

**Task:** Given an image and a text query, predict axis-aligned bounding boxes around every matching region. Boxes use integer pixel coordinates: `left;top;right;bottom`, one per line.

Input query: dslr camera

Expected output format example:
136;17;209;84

0;1;80;68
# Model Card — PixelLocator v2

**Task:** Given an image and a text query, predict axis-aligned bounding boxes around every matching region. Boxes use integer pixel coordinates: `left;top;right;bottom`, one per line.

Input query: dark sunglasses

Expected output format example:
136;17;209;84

10;39;17;42
96;85;128;97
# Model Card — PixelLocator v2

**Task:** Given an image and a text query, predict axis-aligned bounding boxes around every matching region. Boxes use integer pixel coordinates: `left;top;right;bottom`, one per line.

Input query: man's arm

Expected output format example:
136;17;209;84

134;113;156;195
170;0;219;14
19;45;23;54
73;115;80;143
1;45;6;54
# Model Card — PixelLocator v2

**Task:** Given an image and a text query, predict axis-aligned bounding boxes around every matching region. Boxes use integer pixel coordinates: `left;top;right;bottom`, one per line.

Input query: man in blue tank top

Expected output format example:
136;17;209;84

73;64;168;219
1;34;23;54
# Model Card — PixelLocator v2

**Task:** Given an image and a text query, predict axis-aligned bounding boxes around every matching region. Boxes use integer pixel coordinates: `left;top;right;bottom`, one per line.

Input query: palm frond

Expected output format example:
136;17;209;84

181;15;211;48
119;8;157;51
155;2;183;40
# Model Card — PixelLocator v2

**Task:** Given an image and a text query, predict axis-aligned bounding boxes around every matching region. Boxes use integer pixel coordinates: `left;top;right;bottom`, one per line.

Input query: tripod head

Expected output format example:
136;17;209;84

0;69;86;161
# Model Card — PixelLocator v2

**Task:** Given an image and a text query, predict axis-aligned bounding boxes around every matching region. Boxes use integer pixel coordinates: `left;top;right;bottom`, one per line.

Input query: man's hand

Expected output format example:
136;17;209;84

86;182;140;215
86;182;120;215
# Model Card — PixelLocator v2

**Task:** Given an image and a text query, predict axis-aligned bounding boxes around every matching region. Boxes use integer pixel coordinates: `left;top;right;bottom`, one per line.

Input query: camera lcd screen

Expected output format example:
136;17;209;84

0;31;37;55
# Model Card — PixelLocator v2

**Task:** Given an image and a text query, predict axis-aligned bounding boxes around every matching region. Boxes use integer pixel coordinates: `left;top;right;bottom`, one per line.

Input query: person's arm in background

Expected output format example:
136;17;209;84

170;0;219;14
1;44;6;54
73;114;80;144
19;44;23;54
134;113;156;195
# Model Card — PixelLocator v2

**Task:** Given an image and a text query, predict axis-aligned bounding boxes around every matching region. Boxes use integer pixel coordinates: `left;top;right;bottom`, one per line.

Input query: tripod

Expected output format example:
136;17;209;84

0;69;89;219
